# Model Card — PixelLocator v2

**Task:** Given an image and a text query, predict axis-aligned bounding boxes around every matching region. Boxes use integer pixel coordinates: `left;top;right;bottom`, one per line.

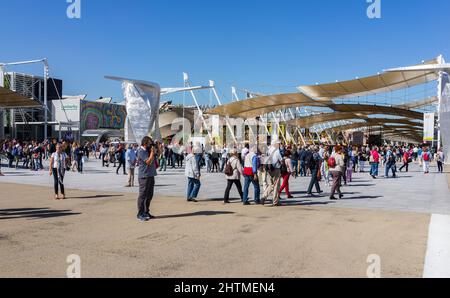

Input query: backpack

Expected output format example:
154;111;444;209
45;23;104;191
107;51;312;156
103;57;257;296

280;158;288;175
388;153;396;164
328;156;336;168
423;153;430;162
224;161;234;176
12;147;19;156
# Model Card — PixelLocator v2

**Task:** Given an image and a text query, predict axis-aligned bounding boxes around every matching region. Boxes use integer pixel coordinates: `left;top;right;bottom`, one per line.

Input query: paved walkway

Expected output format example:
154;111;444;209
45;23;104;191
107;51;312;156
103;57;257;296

1;158;449;215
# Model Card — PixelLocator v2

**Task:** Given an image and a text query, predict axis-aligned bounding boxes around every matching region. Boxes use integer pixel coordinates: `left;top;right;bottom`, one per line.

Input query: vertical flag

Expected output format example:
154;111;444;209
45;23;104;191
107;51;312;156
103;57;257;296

423;113;435;143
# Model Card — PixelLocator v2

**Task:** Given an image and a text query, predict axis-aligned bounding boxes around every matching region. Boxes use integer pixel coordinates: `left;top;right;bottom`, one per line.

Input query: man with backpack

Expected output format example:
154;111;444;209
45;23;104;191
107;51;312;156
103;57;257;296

299;146;307;177
307;146;323;196
384;146;397;178
423;147;431;174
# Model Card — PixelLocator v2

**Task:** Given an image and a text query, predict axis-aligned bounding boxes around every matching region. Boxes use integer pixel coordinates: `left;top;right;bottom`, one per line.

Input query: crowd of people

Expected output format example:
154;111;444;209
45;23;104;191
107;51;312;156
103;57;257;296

179;141;447;209
0;137;447;222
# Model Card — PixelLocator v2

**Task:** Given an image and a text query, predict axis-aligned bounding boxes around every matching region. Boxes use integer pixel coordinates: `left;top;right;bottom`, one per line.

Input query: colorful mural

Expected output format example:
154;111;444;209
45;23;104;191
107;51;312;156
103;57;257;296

80;101;126;132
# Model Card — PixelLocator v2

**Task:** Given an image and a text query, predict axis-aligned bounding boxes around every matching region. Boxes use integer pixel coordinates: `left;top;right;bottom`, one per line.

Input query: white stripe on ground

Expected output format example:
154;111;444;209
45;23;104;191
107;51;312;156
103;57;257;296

423;214;450;278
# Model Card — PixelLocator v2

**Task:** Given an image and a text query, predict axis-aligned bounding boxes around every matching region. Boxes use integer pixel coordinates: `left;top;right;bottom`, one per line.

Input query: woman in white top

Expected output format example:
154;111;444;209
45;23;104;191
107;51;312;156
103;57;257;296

49;144;67;200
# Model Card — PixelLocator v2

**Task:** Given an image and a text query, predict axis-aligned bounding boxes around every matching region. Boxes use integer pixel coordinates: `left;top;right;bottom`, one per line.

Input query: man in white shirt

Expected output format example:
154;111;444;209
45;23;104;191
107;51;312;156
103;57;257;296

262;140;283;207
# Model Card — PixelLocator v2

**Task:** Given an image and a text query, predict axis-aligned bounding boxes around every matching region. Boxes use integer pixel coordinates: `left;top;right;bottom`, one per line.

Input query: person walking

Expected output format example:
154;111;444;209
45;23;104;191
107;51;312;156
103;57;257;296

369;146;380;179
329;145;345;200
291;145;299;178
32;143;42;171
279;150;294;199
116;144;127;175
100;144;108;167
109;144;117;167
75;143;85;174
262;140;283;207
185;148;201;203
422;147;431;174
223;149;244;204
125;144;137;187
298;146;307;177
358;150;367;173
435;148;445;173
49;144;67;200
211;148;220;173
159;145;168;172
307;146;323;196
399;150;411;172
243;146;261;205
136;136;157;222
205;149;212;173
220;145;228;173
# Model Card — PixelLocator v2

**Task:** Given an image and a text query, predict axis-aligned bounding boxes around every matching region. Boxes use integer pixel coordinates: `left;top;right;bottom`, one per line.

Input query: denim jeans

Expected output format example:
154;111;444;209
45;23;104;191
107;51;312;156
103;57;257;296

307;168;321;194
33;158;40;171
370;163;379;176
385;162;396;177
187;178;201;200
300;161;307;177
291;160;298;176
243;175;260;204
205;157;212;173
159;157;167;171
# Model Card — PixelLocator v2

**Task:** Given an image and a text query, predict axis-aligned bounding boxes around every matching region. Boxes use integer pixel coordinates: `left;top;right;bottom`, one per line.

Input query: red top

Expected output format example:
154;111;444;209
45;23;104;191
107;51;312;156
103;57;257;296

371;150;380;163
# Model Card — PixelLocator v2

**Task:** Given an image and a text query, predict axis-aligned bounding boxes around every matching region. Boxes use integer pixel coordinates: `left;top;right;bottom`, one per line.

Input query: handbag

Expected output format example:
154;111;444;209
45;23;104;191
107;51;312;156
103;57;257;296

317;169;322;181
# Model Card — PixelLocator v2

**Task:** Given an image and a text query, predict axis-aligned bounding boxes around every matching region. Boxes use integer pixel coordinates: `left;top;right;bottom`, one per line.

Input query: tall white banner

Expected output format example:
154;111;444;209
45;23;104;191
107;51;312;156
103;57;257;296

423;113;435;143
440;72;450;163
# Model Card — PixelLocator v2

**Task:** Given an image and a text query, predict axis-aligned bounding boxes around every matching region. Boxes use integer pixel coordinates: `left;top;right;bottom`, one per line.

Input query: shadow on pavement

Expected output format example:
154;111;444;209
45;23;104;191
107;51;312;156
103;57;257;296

281;201;335;206
69;194;124;199
0;208;81;220
157;210;235;220
340;195;383;200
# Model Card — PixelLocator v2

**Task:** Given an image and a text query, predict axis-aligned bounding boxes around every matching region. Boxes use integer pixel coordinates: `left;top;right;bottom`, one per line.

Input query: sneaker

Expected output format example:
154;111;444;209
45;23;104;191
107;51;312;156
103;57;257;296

137;215;149;222
188;198;198;203
287;195;294;199
330;196;338;200
243;202;251;206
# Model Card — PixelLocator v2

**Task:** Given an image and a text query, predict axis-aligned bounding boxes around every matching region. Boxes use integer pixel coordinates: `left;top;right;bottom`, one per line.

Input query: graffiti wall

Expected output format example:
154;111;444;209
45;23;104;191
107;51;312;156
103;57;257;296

80;101;126;132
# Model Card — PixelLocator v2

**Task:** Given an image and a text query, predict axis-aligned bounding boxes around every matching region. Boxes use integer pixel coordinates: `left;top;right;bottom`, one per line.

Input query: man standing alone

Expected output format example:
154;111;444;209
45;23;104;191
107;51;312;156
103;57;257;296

137;136;157;222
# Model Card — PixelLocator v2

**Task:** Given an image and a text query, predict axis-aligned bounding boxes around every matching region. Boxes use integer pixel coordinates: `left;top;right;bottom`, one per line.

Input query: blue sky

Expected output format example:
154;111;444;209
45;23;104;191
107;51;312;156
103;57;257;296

2;0;449;105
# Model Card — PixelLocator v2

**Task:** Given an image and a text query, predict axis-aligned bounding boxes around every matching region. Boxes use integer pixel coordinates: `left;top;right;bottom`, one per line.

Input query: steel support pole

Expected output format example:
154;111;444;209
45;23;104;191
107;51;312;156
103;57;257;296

44;59;49;141
0;66;4;140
